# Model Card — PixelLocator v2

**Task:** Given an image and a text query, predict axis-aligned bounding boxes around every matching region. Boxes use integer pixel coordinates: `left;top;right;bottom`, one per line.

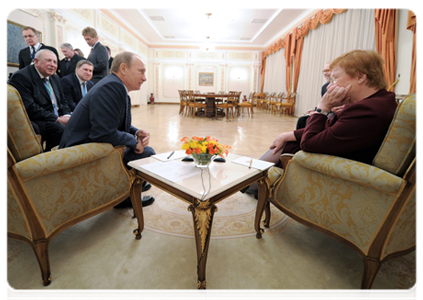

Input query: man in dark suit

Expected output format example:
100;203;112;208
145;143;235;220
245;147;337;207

105;45;114;70
59;51;155;207
296;62;333;129
9;49;71;151
19;26;60;70
61;60;94;111
58;43;85;78
82;27;109;84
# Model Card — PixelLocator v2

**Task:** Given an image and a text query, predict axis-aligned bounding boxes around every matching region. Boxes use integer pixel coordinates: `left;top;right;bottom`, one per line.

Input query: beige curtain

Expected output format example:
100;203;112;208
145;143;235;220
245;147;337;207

407;10;416;94
263;50;287;93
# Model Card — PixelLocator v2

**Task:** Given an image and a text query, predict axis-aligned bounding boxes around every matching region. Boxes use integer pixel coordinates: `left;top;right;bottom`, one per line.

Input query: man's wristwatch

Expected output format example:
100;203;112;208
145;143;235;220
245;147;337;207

314;107;330;116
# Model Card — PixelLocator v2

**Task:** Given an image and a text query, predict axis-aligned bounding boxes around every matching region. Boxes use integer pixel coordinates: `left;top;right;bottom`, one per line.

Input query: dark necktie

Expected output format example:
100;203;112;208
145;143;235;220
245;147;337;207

31;46;36;60
125;95;131;132
42;78;59;116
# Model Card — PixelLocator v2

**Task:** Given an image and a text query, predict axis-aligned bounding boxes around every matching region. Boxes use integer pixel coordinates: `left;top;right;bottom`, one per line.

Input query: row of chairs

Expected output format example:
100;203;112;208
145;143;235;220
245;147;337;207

253;92;297;115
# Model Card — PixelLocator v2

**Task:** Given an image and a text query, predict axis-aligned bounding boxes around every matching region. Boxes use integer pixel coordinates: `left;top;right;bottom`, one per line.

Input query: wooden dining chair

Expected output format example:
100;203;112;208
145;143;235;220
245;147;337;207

178;90;189;116
280;92;297;115
237;93;254;118
188;90;206;118
216;91;237;119
272;92;285;115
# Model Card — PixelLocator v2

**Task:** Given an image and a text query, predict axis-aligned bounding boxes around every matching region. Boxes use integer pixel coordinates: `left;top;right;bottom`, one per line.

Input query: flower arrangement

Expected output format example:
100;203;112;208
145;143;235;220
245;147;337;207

181;136;231;158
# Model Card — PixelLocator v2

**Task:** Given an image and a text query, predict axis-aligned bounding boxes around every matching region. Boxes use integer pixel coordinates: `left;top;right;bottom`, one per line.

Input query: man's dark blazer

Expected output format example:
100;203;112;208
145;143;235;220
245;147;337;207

61;73;94;111
108;56;114;70
58;53;85;78
59;74;138;149
8;64;71;133
87;42;109;84
18;44;60;70
285;89;397;165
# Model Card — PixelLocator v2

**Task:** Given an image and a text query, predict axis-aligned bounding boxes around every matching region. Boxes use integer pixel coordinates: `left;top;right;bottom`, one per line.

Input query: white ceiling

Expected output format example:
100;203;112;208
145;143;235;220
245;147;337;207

111;8;312;49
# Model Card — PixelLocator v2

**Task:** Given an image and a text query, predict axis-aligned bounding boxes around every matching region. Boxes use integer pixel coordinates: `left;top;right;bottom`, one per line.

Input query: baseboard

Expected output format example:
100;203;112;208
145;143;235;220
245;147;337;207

148;102;179;105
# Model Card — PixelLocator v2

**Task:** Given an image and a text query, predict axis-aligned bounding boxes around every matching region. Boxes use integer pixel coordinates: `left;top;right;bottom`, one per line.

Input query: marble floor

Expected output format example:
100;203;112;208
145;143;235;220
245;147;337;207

130;104;298;159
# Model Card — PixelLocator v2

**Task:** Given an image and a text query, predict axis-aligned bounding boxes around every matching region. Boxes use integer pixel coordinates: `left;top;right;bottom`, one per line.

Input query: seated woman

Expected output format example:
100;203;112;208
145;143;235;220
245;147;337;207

243;49;398;199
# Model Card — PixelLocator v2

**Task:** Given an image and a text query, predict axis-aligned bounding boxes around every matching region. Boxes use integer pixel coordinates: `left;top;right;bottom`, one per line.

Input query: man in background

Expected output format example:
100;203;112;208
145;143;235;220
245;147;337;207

105;45;114;70
9;49;71;151
18;26;59;70
59;51;155;207
61;60;94;111
82;27;109;84
296;62;333;129
58;43;85;78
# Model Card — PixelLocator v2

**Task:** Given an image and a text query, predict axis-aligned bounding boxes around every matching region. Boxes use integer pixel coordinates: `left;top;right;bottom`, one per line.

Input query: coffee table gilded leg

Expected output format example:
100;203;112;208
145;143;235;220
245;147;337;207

130;176;144;240
188;198;217;289
254;176;271;239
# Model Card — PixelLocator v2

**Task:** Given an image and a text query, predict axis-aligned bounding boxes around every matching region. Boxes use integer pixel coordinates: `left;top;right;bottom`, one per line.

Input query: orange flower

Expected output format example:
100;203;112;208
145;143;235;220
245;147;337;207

186;148;192;155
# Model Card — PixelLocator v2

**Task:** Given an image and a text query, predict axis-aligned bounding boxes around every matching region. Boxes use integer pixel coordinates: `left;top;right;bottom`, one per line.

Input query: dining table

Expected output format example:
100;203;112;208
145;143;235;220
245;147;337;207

193;93;229;118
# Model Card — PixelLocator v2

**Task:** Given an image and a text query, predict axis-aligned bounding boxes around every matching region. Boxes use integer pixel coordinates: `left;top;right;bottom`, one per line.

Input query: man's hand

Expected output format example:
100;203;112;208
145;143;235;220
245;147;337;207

136;129;150;147
134;140;144;154
56;116;70;125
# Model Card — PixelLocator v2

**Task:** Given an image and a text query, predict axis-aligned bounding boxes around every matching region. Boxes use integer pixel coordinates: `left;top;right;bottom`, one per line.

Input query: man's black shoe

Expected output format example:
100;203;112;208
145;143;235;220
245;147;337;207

142;182;152;192
114;196;155;208
240;186;250;194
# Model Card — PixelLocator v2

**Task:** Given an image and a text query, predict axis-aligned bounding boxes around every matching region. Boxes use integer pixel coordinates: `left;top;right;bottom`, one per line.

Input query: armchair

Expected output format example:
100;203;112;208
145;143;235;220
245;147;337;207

7;84;145;286
255;94;416;289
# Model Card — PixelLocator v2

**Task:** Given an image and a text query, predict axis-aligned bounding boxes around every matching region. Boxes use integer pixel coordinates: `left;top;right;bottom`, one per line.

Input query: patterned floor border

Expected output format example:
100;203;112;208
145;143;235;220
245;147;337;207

5;289;419;300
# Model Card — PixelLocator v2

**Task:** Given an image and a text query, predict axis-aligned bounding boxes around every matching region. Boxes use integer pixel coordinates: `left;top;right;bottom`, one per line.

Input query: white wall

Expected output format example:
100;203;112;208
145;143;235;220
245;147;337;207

152;49;261;103
395;9;414;95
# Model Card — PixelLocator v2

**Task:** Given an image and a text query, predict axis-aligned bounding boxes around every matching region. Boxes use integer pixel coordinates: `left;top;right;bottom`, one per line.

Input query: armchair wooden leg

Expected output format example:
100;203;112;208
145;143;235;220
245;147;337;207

130;177;144;240
32;240;51;286
361;257;381;289
263;200;271;228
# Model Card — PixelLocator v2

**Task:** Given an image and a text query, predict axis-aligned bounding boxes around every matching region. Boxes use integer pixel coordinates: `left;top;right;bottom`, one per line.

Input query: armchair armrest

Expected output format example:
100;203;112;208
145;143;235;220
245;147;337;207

16;143;116;180
292;151;404;194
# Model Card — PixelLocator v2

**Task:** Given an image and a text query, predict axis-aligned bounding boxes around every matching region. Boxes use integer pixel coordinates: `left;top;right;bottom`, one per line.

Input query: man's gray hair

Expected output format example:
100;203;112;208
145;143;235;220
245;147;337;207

60;43;73;50
34;49;55;60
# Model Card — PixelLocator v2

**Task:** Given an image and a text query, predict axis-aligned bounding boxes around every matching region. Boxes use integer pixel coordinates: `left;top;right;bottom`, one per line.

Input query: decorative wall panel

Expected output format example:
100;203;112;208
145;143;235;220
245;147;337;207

70;9;93;22
99;14;119;39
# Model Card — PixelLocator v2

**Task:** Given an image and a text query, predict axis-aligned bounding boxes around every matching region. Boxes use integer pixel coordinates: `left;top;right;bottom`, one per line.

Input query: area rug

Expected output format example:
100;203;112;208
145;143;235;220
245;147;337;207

5;187;420;300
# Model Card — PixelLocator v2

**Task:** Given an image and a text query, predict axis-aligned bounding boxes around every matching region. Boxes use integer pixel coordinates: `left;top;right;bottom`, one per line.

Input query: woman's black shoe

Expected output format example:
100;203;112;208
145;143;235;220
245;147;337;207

114;196;155;208
245;188;258;200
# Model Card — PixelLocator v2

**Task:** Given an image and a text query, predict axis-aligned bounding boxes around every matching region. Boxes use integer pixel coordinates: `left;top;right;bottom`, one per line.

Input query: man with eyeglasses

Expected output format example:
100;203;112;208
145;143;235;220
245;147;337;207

9;49;71;151
18;26;60;70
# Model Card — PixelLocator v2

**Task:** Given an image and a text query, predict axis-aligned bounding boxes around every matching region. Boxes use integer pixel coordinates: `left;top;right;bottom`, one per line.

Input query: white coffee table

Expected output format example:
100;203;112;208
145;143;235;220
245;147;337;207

128;153;273;289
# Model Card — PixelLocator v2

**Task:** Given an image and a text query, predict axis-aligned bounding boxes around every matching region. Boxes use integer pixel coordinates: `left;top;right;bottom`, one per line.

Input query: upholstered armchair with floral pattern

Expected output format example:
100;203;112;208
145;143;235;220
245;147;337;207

7;84;145;286
255;94;416;289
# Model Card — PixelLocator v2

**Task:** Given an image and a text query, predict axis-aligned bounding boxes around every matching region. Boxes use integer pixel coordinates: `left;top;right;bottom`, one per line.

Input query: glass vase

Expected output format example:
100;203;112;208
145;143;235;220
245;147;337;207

191;153;214;168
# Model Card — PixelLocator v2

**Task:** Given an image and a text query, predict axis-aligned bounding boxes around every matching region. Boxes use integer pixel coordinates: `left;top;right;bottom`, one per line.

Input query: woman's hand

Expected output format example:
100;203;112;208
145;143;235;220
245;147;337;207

269;131;296;154
319;83;351;111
